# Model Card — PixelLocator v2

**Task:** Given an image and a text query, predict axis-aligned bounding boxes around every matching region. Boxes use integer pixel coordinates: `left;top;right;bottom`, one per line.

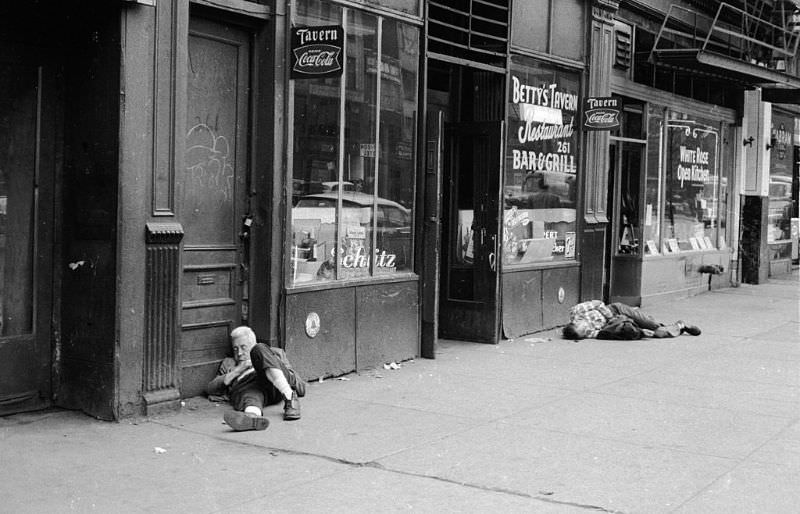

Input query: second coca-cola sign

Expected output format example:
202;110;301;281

582;96;621;131
291;25;344;79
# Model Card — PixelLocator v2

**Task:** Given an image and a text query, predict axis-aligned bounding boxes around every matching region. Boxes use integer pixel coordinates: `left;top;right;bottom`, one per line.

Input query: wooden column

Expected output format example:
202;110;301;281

143;222;184;414
581;0;619;301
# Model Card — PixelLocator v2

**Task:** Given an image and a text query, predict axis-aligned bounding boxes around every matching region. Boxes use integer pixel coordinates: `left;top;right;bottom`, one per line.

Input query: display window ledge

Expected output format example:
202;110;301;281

643;248;730;260
502;260;580;273
285;272;418;294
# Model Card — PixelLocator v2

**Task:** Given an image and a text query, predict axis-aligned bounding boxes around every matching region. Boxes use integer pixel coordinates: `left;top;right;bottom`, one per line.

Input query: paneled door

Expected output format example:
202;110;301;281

179;17;251;397
0;54;57;415
438;121;503;343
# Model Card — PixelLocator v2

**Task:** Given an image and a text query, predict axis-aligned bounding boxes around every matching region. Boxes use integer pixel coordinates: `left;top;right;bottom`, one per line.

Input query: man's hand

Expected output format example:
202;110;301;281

223;360;254;386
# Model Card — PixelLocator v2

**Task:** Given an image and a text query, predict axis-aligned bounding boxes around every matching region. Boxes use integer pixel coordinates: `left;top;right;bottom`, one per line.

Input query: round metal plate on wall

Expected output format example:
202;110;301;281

557;287;566;304
305;312;321;338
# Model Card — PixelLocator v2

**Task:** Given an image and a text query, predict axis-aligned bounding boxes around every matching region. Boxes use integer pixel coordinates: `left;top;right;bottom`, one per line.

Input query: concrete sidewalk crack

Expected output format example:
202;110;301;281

153;420;626;513
364;461;627;513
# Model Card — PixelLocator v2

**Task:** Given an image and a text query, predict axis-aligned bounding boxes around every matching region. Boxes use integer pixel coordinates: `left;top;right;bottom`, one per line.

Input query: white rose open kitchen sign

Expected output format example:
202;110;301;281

291;25;344;79
582;96;621;131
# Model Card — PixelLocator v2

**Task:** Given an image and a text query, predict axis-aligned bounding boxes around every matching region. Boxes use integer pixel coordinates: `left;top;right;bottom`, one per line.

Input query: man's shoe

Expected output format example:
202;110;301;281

224;410;269;432
677;321;701;336
284;392;301;421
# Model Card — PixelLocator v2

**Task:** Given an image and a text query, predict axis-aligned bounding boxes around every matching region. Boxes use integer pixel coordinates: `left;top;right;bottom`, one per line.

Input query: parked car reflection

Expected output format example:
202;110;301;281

292;192;412;269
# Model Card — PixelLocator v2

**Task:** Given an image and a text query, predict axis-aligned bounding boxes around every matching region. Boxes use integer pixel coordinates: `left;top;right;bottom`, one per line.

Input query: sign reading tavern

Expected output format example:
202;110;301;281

291;25;344;79
582;96;621;131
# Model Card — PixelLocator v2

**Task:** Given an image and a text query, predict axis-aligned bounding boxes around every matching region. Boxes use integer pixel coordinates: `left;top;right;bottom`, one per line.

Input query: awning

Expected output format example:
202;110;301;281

652;49;800;89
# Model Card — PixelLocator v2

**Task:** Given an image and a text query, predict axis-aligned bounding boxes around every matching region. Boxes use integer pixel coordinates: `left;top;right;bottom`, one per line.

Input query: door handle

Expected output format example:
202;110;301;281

488;233;497;272
239;215;253;240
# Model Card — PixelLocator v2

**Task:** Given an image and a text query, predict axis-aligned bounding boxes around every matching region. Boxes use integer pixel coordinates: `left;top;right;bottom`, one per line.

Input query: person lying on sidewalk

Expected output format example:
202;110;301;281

562;300;701;340
206;326;306;432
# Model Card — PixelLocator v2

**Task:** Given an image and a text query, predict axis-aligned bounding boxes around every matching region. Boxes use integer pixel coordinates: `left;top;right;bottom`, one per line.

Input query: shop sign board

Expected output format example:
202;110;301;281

582;96;621;131
503;58;581;265
667;120;718;193
291;25;344;79
508;74;579;175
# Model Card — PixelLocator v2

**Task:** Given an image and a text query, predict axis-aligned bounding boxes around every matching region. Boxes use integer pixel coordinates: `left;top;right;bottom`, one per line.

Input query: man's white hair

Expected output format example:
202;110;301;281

230;326;256;345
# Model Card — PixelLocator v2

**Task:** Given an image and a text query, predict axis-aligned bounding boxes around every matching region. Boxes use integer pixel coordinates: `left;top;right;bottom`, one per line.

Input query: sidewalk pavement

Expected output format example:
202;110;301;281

2;271;798;514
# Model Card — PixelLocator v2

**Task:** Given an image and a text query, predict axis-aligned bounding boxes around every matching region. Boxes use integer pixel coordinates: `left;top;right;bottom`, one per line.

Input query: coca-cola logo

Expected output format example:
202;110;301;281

582;96;621;131
293;46;341;74
291;25;344;79
584;109;620;127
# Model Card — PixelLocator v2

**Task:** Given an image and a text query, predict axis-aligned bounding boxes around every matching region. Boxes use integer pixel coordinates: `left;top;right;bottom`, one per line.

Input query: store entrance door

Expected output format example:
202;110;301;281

178;16;252;397
606;139;645;305
0;53;57;415
438;122;503;343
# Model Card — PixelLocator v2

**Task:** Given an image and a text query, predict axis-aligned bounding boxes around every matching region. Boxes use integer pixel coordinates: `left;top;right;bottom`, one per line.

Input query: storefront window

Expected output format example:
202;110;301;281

353;0;420;16
767;111;794;261
661;111;720;253
377;18;417;272
643;105;663;254
616;141;644;255
503;56;579;266
289;2;418;286
717;124;732;251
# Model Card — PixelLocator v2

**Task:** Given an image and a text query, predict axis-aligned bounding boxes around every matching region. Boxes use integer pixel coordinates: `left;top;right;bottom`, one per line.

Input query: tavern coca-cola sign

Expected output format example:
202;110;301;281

291;25;344;79
582;96;621;131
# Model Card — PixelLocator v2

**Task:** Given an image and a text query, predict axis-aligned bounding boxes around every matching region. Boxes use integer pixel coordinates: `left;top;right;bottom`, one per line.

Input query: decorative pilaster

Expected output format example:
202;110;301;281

581;0;619;301
585;0;620;224
143;222;184;414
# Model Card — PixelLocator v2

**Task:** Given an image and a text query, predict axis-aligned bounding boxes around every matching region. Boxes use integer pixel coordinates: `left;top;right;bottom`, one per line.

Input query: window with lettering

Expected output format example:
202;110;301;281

503;56;579;266
661;111;720;253
289;1;418;286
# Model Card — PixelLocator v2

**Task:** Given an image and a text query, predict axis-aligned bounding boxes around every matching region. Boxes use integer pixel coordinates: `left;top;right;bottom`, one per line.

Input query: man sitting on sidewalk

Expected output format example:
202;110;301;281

563;300;701;340
206;326;306;431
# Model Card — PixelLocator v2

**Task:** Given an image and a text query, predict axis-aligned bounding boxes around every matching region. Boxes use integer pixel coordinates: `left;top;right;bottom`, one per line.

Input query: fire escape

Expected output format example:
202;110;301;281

650;0;800;102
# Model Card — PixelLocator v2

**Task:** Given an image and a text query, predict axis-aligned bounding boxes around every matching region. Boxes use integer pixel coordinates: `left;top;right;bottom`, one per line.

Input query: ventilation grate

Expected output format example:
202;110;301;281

614;21;633;70
427;0;509;67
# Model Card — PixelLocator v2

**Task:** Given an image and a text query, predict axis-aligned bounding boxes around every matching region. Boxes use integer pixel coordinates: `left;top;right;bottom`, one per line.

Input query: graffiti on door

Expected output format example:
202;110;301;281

185;122;234;208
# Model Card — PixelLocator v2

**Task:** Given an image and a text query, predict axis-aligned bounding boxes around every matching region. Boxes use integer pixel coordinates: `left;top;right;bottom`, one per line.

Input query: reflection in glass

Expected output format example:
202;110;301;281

357;0;420;16
290;3;343;284
767;112;794;261
340;11;378;280
617;142;643;255
643;105;663;253
662;112;720;252
378;18;417;272
503;56;579;265
289;1;418;286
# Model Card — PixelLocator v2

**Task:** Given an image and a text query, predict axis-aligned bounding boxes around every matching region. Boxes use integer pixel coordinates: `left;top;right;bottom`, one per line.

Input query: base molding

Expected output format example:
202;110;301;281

143;388;181;416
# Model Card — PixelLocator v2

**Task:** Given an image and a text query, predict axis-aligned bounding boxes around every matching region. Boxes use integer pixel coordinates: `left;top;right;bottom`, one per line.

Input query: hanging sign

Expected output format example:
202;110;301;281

291;25;344;79
582;97;621;131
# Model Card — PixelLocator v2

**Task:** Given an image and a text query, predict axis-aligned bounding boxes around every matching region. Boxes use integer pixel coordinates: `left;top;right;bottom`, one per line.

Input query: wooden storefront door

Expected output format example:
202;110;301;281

0;55;57;415
438;121;503;343
179;17;251;397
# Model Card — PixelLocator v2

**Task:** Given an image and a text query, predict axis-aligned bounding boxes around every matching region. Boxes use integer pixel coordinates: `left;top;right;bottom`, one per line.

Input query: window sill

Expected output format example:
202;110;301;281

502;260;580;273
643;248;729;260
285;272;418;294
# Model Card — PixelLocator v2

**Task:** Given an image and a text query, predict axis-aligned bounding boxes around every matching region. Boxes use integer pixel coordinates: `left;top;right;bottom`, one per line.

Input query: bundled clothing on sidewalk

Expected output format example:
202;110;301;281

564;300;700;340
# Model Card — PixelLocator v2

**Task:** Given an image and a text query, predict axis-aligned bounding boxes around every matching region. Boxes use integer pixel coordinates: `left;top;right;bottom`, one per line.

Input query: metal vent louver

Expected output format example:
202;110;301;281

427;0;509;67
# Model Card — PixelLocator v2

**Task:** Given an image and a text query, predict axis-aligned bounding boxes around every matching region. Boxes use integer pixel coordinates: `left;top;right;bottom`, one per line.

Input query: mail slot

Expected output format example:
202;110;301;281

197;274;216;285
